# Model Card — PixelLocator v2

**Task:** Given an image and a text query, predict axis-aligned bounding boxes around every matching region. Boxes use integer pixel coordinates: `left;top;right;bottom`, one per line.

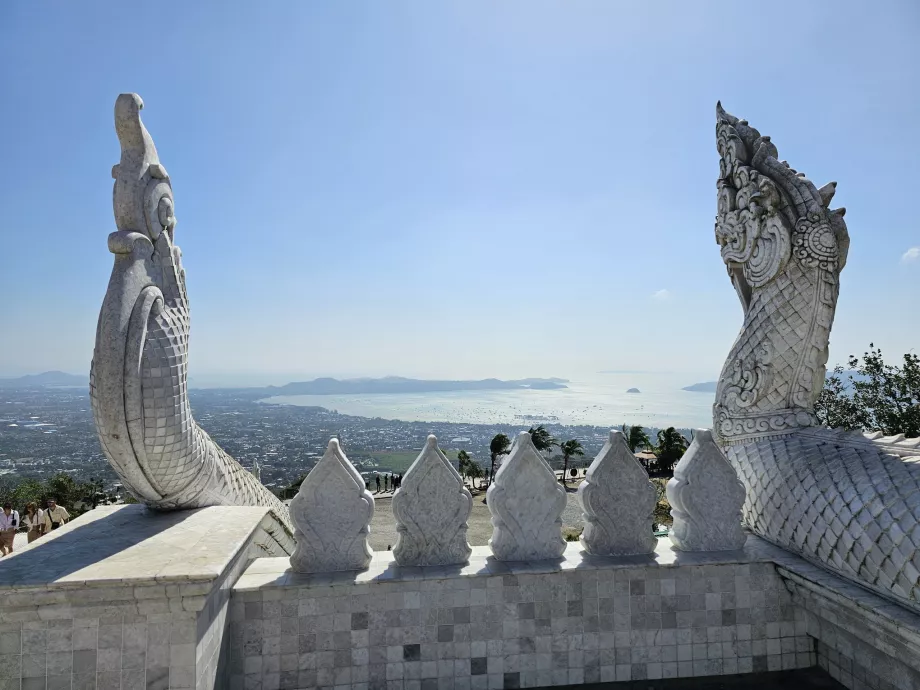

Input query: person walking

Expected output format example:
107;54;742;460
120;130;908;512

0;503;19;556
23;502;44;543
44;498;70;532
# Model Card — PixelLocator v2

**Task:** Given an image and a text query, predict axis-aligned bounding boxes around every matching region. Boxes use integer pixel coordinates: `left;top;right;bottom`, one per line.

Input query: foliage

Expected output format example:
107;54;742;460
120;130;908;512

559;439;584;484
528;425;557;453
562;526;583;542
621;424;652;452
653;427;688;474
651;478;672;527
466;459;485;489
0;472;110;518
488;433;512;485
457;450;471;476
815;345;920;437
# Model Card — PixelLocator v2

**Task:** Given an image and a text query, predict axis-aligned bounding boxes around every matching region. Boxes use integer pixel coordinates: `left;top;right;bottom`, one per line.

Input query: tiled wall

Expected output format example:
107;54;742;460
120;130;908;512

790;580;920;690
0;511;282;690
0;612;198;690
228;560;813;690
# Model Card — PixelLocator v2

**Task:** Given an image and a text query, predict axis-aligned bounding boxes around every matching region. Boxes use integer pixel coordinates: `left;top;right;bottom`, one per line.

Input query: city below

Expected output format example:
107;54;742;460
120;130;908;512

0;380;692;496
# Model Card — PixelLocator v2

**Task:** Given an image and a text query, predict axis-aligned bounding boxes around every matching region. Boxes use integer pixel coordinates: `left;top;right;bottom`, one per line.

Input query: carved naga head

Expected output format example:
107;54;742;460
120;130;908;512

111;93;177;243
715;103;848;312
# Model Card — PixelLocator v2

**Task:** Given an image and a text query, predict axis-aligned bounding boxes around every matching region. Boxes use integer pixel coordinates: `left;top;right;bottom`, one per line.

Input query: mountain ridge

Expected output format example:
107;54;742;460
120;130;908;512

265;377;569;395
0;371;89;388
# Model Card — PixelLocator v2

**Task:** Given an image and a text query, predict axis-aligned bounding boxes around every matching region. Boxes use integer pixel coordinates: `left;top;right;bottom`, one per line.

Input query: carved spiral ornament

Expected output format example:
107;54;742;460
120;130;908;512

144;175;175;241
792;214;838;271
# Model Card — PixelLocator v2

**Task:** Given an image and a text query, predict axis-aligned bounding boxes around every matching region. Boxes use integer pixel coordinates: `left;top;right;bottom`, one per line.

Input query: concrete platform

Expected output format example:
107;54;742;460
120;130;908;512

0;503;290;690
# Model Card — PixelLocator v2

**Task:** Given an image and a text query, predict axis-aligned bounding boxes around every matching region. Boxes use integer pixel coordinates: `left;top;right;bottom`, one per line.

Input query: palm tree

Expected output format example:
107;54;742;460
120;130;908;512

653;427;688;475
489;434;512;485
467;460;485;489
621;424;652;452
559;439;585;484
528;425;557;453
457;450;471;480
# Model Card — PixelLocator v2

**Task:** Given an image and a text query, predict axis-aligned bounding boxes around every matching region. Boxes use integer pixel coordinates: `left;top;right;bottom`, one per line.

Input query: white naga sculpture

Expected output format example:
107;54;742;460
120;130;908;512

714;103;920;609
90;94;292;539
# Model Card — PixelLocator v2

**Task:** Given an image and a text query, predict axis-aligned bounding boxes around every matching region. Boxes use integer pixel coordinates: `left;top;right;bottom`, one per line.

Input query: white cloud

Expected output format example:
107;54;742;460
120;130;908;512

651;289;671;301
901;247;920;264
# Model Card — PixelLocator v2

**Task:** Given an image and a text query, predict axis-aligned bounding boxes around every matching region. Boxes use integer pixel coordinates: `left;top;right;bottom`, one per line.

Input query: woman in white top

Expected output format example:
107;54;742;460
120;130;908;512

23;502;44;543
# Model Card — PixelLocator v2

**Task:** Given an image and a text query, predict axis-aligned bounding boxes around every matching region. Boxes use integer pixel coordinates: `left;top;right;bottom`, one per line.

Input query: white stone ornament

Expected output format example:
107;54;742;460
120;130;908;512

713;103;920;611
578;430;656;556
392;435;473;566
487;431;567;561
667;430;745;552
290;439;375;573
89;94;291;545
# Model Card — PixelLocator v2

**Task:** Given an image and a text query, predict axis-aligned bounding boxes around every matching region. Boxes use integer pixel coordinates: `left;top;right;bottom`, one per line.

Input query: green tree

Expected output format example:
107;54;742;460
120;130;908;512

815;345;920;437
44;473;83;509
457;450;471;482
6;478;45;509
489;434;512;485
528;425;557;453
621;424;652;452
559;439;584;484
653;427;688;475
466;460;485;489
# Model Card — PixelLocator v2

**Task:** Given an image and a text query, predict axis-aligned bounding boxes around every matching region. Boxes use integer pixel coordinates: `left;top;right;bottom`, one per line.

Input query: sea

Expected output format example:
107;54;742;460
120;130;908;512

262;372;716;430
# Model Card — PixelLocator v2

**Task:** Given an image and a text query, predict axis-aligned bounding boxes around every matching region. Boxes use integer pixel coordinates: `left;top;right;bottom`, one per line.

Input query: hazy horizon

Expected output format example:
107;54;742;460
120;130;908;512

0;369;720;390
2;2;918;380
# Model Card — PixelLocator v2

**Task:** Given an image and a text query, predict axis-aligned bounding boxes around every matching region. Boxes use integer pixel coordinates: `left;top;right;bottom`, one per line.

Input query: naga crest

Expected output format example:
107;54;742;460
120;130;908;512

112;94;176;243
713;104;851;445
715;102;849;310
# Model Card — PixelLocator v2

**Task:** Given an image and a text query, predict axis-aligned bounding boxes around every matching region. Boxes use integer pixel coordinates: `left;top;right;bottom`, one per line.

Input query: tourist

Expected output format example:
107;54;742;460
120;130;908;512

23;502;44;543
384;475;389;492
44;498;70;532
374;475;380;493
0;503;19;556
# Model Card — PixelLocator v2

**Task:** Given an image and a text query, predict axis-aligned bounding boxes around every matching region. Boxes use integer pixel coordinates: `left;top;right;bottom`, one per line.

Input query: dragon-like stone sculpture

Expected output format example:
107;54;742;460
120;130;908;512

713;103;920;610
90;94;293;548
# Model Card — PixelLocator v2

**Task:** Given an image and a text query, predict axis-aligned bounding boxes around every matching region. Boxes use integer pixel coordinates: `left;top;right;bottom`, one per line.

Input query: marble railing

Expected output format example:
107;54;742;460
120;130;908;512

288;429;747;574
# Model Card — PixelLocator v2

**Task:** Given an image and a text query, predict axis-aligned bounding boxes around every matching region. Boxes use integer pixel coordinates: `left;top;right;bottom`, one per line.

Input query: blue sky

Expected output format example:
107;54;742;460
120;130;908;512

1;1;918;384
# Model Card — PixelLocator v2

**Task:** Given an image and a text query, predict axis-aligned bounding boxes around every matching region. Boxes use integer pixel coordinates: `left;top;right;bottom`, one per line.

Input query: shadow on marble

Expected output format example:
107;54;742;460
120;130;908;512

0;503;269;589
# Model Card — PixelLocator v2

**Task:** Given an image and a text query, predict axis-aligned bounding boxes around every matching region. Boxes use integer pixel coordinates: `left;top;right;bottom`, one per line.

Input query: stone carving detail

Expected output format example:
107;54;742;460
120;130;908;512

721;343;773;410
667;430;746;552
392;435;472;566
487;432;566;561
89;94;292;547
290;439;374;573
577;430;656;556
713;104;920;610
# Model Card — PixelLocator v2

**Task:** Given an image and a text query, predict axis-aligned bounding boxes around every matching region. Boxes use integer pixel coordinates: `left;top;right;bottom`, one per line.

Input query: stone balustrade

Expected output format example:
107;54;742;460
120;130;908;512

289;430;747;575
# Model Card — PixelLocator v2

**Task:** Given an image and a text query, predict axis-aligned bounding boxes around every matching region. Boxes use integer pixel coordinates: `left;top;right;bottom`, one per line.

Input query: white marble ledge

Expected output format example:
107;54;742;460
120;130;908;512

778;565;920;648
0;503;271;593
234;535;786;593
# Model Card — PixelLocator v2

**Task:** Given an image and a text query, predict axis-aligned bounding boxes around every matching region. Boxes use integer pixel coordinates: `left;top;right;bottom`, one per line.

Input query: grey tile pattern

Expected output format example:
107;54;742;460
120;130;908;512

230;558;812;690
0;504;267;690
782;562;920;690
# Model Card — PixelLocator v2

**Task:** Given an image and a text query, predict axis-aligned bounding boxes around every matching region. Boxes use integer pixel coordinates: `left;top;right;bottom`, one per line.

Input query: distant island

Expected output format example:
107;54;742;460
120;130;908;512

682;381;718;393
626;388;641;394
265;376;569;395
0;371;88;389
